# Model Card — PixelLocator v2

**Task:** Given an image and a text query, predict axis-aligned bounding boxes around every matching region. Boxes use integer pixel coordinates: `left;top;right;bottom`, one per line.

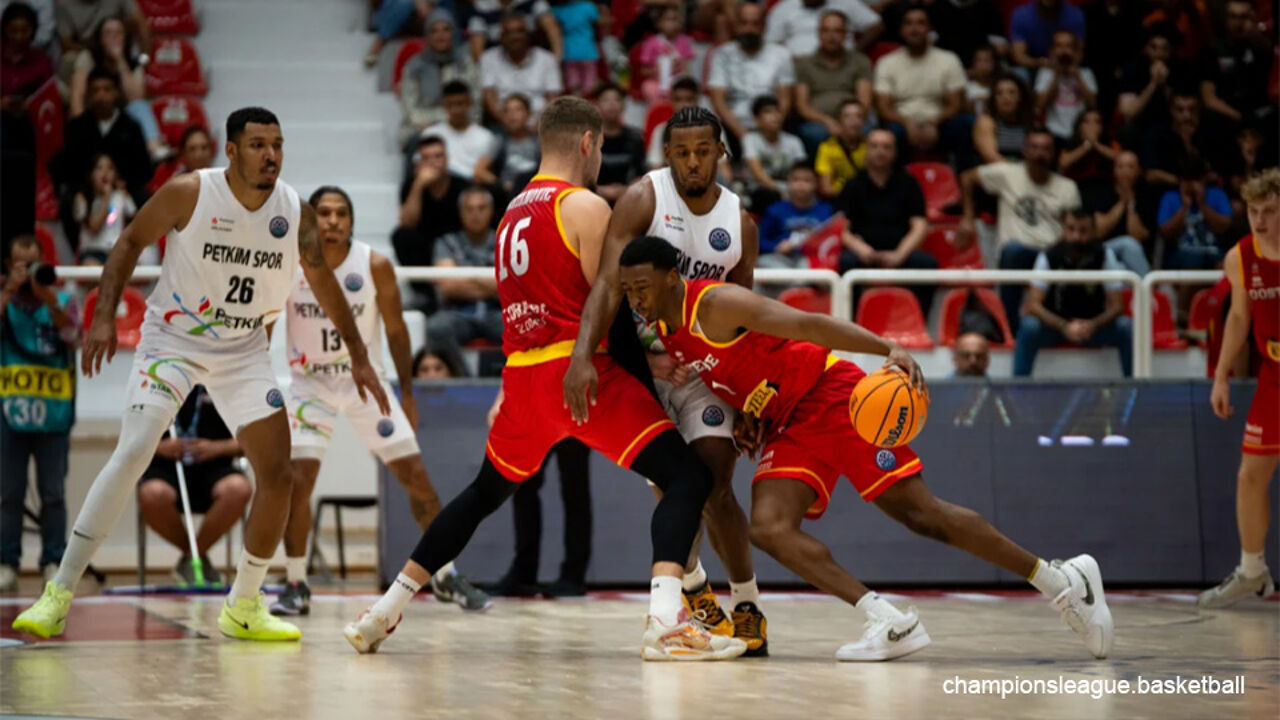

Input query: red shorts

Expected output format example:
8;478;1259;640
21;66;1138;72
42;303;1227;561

485;353;675;480
1243;365;1279;456
753;361;922;519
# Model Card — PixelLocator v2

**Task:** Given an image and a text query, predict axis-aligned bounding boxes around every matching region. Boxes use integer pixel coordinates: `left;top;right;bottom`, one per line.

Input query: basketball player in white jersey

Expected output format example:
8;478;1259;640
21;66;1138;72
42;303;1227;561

13;108;389;642
579;107;768;654
268;186;490;616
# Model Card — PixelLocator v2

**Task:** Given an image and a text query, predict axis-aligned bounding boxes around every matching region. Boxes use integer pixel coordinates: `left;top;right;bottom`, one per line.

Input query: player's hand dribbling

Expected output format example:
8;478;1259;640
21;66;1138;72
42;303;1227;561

351;354;392;415
1210;377;1233;419
884;344;927;397
563;356;598;424
82;315;118;377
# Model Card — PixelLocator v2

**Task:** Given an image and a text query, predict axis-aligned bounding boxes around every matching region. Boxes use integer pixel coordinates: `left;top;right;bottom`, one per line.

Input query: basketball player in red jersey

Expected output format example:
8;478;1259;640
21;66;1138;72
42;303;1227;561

1200;168;1280;608
343;98;746;661
616;235;1116;661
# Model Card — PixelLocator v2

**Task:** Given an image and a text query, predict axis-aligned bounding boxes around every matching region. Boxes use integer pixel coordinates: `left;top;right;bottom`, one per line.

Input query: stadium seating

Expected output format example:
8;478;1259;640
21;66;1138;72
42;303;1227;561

905;162;960;223
779;286;832;314
921;222;984;270
1122;287;1187;350
145;37;208;97
138;0;200;35
151;95;211;147
855;287;934;349
392;39;427;95
643;102;674;149
1186;288;1221;341
82;287;147;349
937;287;1013;347
34;224;60;267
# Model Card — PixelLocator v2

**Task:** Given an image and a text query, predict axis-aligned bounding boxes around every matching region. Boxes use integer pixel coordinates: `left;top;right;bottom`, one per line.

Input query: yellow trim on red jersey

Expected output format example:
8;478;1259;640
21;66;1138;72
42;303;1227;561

554;186;585;259
505;340;604;367
618;419;677;466
486;442;535;479
859;458;922;498
689;282;746;348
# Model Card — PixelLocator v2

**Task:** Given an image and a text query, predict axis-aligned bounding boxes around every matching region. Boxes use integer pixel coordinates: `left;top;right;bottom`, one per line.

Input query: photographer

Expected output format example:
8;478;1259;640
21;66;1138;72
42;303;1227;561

0;235;79;591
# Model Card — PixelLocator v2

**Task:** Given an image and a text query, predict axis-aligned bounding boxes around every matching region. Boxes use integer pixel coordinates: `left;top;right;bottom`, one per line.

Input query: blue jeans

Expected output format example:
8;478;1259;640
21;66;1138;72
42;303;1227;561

0;415;69;567
1105;235;1150;276
797;121;831;158
375;0;457;39
1013;314;1133;377
1166;244;1223;270
126;98;162;145
883;113;976;169
998;241;1042;326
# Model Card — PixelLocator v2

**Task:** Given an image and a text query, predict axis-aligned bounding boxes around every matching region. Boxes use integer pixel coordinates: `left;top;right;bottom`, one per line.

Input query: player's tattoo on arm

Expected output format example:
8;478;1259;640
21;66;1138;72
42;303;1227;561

298;203;325;268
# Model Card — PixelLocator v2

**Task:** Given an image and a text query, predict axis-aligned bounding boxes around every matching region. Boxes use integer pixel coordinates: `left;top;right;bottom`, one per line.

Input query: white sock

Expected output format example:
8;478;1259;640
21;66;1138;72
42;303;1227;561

1028;558;1071;599
372;573;421;620
432;561;457;583
1240;550;1268;579
650;575;684;625
681;559;707;592
730;576;760;608
855;591;904;620
285;557;307;584
229;551;271;602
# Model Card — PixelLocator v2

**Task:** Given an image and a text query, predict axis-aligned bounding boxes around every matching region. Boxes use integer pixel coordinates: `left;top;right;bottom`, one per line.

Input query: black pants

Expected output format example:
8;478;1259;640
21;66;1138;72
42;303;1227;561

839;248;940;316
508;438;592;584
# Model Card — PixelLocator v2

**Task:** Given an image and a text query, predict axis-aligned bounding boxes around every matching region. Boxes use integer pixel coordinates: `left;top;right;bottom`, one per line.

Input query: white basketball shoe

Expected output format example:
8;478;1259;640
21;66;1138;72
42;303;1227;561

1051;554;1114;659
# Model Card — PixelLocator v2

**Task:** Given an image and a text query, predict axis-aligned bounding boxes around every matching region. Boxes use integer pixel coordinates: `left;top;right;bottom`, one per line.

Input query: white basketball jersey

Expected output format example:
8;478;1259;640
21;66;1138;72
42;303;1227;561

146;168;300;346
285;240;384;378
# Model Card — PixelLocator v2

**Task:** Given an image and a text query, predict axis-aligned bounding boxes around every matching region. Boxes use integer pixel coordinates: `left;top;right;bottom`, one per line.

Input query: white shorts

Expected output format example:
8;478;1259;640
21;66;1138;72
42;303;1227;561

655;375;736;443
125;324;282;435
285;374;419;463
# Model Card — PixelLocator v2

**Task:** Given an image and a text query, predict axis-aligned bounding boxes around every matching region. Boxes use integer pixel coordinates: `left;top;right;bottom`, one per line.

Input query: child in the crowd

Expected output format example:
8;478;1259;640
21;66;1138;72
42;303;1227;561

742;96;807;211
74;154;146;266
635;5;695;105
552;0;601;95
476;94;541;195
815;99;868;199
758;163;835;269
966;44;998;116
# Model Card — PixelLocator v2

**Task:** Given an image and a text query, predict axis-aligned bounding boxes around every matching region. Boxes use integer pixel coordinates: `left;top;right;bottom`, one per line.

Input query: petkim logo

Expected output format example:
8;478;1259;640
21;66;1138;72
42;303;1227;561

875;449;897;471
269;215;289;238
344;273;364;292
377;418;396;437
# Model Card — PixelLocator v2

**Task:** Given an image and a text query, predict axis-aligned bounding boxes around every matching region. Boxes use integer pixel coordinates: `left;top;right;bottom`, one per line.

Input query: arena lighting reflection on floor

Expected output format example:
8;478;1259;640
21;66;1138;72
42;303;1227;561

0;601;203;643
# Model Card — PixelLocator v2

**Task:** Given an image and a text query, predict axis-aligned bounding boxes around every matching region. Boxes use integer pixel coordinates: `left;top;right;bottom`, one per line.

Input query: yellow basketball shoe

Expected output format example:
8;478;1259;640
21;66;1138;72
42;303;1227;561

218;593;301;641
11;582;73;638
732;601;769;657
682;581;734;636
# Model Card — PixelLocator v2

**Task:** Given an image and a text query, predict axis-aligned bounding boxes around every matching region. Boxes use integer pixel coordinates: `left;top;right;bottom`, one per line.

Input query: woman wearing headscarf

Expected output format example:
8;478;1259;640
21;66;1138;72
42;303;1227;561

399;9;480;148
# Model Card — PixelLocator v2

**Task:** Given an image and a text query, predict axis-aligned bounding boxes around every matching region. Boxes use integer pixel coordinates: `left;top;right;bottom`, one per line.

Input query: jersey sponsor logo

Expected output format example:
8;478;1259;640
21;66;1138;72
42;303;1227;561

743;379;779;418
1247;286;1279;301
266;388;285;408
164;294;221;337
701;406;725;427
875;449;897;471
211;217;235;233
289;350;354;377
292;301;365;319
377;418;395;437
709;380;737;396
708;228;731;252
269;215;290;238
686;353;719;374
503;300;549;336
344;272;364;292
674;249;726;281
663;213;686;233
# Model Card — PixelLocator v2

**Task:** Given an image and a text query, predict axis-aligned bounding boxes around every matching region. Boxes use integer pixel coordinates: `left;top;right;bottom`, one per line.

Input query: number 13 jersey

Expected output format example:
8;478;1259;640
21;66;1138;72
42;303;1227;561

285;240;383;379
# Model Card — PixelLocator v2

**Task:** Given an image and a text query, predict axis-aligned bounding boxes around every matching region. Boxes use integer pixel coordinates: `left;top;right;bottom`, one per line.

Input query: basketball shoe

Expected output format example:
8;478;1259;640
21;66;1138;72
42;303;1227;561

683;581;733;636
1051;554;1114;658
642;608;749;661
732;601;769;656
218;593;301;641
343;608;401;654
431;569;493;611
11;581;73;638
1197;568;1275;608
270;580;312;616
836;604;930;661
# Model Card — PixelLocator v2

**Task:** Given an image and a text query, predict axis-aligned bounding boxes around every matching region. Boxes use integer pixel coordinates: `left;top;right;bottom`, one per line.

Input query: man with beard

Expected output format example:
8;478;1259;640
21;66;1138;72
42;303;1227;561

764;0;881;58
707;1;794;152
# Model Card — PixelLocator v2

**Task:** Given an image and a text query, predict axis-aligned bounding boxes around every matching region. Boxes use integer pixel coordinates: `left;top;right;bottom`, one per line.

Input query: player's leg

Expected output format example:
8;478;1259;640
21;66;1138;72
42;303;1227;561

547;438;591;596
270;458;320;616
1199;451;1280;607
498;465;547;595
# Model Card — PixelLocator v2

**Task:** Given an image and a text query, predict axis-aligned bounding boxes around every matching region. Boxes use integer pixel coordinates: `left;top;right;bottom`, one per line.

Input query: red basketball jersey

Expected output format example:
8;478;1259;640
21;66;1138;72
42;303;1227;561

1238;235;1280;368
495;175;593;359
660;279;835;427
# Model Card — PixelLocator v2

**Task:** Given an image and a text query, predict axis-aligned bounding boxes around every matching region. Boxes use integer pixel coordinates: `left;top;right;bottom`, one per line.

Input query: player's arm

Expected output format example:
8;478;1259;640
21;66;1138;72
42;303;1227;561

699;283;924;390
1212;246;1249;419
82;174;198;377
725;208;758;289
371;250;420;429
299;204;391;414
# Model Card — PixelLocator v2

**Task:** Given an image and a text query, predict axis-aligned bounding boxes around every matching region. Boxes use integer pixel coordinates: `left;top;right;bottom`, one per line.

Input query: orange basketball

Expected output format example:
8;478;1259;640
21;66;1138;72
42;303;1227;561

849;368;928;448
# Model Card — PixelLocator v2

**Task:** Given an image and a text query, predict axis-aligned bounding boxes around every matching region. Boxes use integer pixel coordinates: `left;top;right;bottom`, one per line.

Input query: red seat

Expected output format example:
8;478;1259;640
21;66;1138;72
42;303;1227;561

145;37;208;96
1187;288;1220;339
801;215;846;271
905;162;960;222
34;225;60;266
921;222;984;270
1121;287;1187;350
82;287;147;349
937;287;1013;348
392;39;427;95
855;287;934;349
137;0;200;35
778;287;832;315
643;102;673;150
151;96;210;147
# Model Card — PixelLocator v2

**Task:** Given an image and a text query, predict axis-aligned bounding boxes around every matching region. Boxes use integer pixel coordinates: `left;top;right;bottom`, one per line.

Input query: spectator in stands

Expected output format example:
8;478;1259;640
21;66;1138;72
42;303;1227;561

930;0;1006;69
413;345;467;379
965;44;998;116
1;2;52;247
138;386;252;586
1083;0;1146;124
1141;0;1212;64
147;125;213;193
1008;0;1085;73
394;136;467;311
765;0;881;57
1057;109;1116;187
420;80;495;181
1143;90;1221;189
635;5;695;105
426;186;504;361
837;128;936;312
973;74;1033;165
1225;127;1268;208
54;0;151;78
61;67;152;202
551;0;599;95
594;83;645;205
0;235;78;591
0;0;53;56
952;332;990;377
1014;209;1132;377
961;127;1082;324
645;75;700;169
793;9;873;155
73;153;139;265
759;162;834;269
873;7;972;167
469;0;563;62
743;96;807;210
1117;23;1189;140
1201;0;1275;138
70;17;168;162
476;94;540;195
1034;30;1096;143
480;13;564;121
1085;150;1154;276
815;99;868;199
398;10;480;148
364;0;431;67
707;2;794;149
1157;156;1232;271
2;3;52;99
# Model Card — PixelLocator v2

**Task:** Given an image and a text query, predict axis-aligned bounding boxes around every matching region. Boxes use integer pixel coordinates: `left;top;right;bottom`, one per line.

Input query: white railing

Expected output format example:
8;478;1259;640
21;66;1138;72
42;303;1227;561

1140;270;1224;377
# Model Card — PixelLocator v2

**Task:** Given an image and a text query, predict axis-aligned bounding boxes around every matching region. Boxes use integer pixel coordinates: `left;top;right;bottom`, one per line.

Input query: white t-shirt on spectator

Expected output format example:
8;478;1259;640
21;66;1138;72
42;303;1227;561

873;46;966;124
743;130;807;188
976;161;1082;251
765;0;880;57
707;42;795;130
1033;67;1097;140
480;46;564;116
422;122;495;179
1031;246;1125;291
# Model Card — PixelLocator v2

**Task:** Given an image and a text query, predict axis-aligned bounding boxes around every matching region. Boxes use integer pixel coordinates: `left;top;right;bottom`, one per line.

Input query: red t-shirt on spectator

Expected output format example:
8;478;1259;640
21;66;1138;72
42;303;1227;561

1;48;54;98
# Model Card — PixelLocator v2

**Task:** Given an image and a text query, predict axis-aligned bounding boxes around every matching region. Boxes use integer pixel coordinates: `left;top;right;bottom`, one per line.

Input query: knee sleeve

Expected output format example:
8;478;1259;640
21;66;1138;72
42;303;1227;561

73;406;171;541
408;459;518;575
631;430;713;566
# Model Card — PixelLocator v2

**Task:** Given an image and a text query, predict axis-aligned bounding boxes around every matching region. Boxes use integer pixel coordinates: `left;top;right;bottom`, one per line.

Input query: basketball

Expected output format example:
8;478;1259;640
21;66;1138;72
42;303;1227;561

849;368;928;448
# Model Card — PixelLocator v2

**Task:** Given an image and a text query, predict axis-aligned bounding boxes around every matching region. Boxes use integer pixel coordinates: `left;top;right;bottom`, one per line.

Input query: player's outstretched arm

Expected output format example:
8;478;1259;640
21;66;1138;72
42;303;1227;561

725;208;759;289
1211;246;1248;419
82;174;198;377
371;250;419;429
298;203;391;414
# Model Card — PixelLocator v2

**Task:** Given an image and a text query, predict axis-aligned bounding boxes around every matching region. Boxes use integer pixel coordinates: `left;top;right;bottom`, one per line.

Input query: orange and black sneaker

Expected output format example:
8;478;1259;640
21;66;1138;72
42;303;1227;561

732;601;769;657
682;581;734;636
642;608;747;661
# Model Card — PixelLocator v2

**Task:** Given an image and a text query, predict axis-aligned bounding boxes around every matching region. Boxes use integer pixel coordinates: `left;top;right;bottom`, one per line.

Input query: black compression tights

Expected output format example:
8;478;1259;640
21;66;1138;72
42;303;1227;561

631;429;714;567
409;459;519;575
